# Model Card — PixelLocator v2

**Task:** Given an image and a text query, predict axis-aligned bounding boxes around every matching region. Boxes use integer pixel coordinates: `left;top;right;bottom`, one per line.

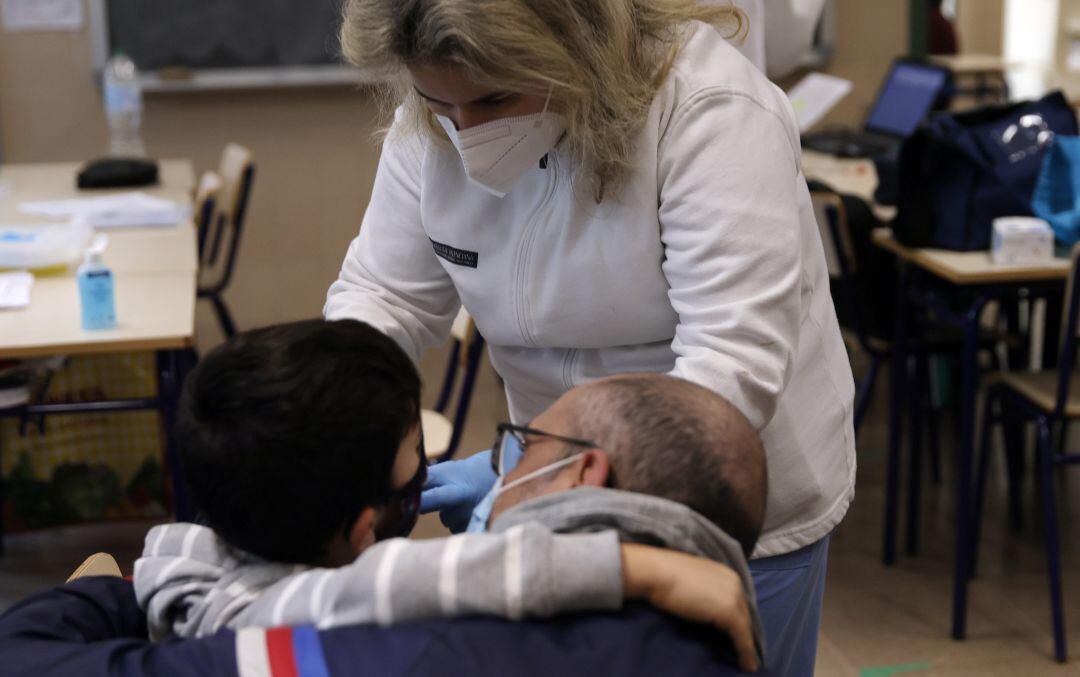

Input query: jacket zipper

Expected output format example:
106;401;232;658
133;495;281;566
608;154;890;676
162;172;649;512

514;153;560;346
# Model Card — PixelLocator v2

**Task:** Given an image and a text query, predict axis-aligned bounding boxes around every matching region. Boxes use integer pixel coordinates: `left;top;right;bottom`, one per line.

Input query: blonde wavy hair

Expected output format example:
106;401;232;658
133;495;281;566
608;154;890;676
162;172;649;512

341;0;746;201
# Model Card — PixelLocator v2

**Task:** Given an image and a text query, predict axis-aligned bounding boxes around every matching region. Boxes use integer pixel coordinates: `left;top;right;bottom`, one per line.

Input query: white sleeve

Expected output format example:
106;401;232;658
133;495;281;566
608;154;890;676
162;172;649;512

324;125;460;362
658;89;804;431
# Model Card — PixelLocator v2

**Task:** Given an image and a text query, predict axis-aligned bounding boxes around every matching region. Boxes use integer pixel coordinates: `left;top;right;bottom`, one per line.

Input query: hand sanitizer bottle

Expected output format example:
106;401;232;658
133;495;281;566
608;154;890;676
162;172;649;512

77;234;117;330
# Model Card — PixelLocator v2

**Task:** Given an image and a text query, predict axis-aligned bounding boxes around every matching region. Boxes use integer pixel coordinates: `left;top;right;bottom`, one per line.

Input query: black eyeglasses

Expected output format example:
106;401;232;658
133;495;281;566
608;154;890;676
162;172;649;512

491;422;597;477
373;431;428;541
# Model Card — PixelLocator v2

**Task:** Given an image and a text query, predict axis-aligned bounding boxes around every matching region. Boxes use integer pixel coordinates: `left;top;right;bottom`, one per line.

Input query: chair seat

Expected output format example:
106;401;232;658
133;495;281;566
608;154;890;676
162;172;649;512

421;409;453;460
988;371;1080;418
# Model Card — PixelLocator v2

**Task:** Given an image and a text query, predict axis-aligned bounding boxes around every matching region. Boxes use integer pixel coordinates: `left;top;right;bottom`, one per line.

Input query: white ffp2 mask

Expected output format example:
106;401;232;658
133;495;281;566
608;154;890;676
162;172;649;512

436;92;565;198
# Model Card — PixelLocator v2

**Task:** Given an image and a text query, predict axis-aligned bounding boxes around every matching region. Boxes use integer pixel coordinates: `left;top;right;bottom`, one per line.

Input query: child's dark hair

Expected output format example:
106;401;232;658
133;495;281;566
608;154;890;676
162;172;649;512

178;319;420;564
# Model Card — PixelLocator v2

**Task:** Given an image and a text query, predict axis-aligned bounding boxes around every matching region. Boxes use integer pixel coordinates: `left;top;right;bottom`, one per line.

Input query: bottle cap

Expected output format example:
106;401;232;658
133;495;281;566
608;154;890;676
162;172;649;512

84;233;109;265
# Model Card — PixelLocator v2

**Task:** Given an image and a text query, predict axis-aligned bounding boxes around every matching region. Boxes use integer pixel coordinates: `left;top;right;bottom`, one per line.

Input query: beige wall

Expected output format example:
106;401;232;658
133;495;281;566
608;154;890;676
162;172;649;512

0;8;384;352
2;0;911;349
813;0;910;127
955;0;1005;55
1058;0;1079;69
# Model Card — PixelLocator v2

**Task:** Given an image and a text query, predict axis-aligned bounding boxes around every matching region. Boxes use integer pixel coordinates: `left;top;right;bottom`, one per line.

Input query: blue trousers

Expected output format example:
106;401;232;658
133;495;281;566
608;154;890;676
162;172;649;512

749;534;831;677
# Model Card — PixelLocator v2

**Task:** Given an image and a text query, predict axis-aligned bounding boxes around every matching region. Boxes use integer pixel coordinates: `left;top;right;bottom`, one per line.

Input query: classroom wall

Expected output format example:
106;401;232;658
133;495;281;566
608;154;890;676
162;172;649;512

1058;0;1079;70
813;0;910;127
955;0;1005;55
1;0;907;350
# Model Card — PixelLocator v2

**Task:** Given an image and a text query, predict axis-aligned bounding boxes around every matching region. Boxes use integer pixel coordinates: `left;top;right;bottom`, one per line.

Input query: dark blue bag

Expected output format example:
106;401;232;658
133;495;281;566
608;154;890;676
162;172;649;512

894;91;1078;251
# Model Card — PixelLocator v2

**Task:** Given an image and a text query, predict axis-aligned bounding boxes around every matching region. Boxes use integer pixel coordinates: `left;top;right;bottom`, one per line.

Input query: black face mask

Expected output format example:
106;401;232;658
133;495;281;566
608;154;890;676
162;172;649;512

373;434;428;541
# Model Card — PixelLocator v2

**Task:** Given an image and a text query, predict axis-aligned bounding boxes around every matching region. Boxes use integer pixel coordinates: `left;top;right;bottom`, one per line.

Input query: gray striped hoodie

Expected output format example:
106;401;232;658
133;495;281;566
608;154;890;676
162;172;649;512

134;519;622;640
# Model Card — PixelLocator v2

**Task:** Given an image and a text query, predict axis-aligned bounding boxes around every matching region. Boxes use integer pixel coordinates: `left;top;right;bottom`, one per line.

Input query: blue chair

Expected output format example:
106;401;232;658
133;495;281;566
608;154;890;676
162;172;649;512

972;242;1080;662
421;308;486;463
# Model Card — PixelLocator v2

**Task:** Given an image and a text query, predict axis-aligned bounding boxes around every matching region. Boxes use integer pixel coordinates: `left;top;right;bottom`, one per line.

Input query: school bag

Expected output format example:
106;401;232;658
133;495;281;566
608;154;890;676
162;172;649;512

894;91;1078;251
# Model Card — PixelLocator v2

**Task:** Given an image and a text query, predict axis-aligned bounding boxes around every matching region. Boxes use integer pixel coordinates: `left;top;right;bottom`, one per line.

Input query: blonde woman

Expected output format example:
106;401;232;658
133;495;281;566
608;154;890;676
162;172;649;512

325;2;855;674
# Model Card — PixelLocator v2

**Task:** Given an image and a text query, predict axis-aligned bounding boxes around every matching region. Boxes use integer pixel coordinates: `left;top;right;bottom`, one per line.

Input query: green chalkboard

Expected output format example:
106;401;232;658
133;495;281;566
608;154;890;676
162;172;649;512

105;0;344;71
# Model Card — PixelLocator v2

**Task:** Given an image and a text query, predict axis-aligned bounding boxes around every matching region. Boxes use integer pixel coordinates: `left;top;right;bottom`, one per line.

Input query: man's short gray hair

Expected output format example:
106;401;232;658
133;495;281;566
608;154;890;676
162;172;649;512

567;374;767;556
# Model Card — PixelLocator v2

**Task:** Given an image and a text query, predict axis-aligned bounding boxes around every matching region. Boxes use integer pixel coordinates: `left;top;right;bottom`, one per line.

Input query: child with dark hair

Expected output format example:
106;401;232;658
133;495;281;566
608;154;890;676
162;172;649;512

176;319;426;565
135;319;754;648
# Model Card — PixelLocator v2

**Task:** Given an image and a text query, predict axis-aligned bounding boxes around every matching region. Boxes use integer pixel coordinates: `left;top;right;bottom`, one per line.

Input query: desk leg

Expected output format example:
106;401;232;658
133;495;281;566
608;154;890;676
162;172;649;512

158;349;194;522
884;264;911;566
906;343;927;556
0;434;5;556
952;296;989;640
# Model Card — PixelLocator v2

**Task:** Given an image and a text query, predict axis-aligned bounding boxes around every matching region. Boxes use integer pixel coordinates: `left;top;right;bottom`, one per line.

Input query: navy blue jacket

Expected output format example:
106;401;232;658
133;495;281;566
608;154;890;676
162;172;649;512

0;577;758;676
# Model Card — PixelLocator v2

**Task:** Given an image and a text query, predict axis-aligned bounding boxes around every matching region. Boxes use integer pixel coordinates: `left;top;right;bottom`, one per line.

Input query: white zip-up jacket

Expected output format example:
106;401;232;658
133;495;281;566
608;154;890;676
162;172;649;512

326;22;856;558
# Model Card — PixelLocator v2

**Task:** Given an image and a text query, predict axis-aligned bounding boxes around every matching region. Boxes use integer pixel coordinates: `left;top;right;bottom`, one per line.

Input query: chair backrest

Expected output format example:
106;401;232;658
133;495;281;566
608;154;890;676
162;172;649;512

194;170;222;263
810;190;877;353
66;552;122;582
201;143;255;292
811;191;858;278
1052;242;1080;415
432;307;485;461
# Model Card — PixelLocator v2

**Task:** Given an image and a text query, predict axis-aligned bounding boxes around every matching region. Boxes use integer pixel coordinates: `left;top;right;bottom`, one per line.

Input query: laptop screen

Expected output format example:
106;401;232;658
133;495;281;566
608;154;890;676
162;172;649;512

865;62;949;138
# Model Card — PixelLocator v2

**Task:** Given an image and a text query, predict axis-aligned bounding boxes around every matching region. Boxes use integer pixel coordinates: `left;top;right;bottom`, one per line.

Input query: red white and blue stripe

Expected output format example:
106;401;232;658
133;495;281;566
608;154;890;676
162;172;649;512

236;626;331;677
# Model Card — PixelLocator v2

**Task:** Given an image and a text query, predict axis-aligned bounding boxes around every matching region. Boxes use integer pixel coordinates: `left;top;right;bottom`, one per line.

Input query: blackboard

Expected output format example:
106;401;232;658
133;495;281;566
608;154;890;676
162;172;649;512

105;0;344;71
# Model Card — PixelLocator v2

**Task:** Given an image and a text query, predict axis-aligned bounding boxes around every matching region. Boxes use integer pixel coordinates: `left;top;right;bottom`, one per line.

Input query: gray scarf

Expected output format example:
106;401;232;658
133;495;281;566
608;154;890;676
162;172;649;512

492;486;765;657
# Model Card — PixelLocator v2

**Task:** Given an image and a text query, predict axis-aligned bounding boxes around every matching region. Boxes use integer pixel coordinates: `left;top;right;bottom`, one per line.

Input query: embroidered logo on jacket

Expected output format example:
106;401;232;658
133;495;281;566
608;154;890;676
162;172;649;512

430;239;479;268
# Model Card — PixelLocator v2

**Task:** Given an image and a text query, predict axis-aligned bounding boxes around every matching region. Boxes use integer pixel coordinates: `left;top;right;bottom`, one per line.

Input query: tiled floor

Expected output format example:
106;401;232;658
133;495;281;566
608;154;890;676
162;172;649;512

1;345;1079;676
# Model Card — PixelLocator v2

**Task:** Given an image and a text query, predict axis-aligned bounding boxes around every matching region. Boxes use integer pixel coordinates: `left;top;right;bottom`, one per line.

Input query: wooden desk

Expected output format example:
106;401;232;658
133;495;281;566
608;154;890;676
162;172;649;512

0;159;198;527
929;54;1017;77
0;160;198;358
873;225;1068;646
0;272;196;359
801;150;897;222
871;228;1071;285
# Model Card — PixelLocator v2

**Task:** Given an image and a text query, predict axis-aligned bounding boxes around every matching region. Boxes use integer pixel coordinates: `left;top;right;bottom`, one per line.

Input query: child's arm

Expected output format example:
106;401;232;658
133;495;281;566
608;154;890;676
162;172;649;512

237;522;622;628
235;523;758;672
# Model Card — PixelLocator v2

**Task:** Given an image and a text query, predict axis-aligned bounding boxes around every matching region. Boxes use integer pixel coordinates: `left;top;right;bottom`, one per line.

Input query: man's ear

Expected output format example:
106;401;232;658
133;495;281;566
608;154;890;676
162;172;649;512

347;507;378;556
576;449;611;488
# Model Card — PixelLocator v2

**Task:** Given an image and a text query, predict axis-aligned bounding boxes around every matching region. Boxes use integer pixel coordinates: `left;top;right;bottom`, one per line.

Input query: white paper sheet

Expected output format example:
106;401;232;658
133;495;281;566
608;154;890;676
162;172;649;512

1;0;83;31
19;192;191;230
0;270;33;310
786;72;854;133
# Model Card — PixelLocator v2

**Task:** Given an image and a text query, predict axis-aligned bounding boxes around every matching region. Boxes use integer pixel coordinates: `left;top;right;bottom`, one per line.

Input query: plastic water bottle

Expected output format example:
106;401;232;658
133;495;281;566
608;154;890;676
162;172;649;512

103;50;146;158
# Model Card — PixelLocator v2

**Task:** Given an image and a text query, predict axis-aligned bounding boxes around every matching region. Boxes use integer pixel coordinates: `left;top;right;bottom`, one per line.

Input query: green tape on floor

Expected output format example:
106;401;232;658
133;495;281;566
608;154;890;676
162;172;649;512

859;662;932;677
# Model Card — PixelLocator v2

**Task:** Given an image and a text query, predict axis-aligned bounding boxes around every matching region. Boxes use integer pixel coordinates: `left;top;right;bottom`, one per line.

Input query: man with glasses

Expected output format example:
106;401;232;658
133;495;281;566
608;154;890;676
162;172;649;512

424;371;769;669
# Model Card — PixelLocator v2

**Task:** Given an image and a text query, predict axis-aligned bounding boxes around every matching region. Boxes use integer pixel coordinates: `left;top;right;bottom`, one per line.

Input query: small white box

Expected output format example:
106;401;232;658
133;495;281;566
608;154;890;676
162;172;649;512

991;217;1054;265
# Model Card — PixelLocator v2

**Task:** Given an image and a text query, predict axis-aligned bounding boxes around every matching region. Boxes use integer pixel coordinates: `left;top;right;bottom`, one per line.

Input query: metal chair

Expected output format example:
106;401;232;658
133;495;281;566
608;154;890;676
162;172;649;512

421;308;486;463
813;190;945;556
194;170;222;264
972;242;1080;663
198;144;255;339
812;191;888;433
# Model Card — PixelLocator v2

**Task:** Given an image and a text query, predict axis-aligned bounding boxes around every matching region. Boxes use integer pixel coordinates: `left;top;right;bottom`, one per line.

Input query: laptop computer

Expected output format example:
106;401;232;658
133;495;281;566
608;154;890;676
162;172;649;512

802;59;952;159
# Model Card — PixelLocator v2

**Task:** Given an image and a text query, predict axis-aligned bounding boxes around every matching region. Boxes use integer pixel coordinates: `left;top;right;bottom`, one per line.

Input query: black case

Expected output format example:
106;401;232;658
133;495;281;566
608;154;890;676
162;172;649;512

77;158;159;189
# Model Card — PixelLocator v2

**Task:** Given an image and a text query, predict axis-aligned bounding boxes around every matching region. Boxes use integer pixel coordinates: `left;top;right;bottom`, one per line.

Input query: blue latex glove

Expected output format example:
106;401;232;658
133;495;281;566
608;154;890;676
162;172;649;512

421;449;498;533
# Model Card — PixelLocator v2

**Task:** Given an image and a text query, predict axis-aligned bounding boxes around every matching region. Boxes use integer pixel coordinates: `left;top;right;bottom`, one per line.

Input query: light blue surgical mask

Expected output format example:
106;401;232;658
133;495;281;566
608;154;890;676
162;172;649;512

465;452;585;533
